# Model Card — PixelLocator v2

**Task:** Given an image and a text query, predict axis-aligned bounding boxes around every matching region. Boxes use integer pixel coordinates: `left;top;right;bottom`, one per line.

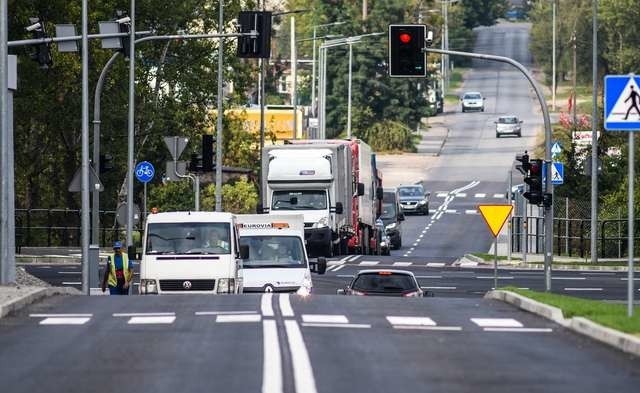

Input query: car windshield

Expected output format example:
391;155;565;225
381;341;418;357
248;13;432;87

381;202;397;219
464;93;482;100
398;187;424;198
272;190;327;210
352;273;417;293
499;117;518;124
146;222;231;255
240;236;307;268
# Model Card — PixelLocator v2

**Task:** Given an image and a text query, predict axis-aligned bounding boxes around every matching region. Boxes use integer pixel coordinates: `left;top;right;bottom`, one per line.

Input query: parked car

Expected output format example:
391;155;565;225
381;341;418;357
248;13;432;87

337;270;423;297
381;189;404;250
460;91;485;112
397;184;430;215
495;115;523;138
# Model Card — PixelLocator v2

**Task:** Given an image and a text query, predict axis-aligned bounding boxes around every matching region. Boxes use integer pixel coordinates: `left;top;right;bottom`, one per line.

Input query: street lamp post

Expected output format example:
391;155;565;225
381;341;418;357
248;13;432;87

310;21;346;119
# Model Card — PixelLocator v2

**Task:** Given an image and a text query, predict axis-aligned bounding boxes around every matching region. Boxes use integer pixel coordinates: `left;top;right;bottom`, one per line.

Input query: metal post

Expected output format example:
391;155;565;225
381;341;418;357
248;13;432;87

215;0;224;212
347;42;353;139
508;170;512;262
291;16;298;140
590;0;599;264
7;62;15;277
523;202;528;263
443;0;448;93
143;182;147;219
311;27;317;117
194;175;200;211
572;31;577;128
126;0;136;251
494;236;498;290
565;197;569;254
628;132;634;317
0;0;12;284
81;0;90;295
552;0;557;111
93;53;120;246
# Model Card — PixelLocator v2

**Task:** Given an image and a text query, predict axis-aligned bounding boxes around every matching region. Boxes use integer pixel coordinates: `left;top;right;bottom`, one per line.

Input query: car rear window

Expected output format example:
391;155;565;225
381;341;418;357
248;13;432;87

352;272;417;293
498;117;517;124
464;93;481;99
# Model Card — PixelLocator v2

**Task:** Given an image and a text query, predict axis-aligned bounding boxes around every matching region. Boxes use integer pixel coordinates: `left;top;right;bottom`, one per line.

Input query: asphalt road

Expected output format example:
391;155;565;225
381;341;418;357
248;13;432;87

1;293;638;393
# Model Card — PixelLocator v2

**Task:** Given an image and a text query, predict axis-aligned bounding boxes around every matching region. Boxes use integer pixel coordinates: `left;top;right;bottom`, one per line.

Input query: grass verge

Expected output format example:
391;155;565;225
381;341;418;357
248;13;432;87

503;287;640;334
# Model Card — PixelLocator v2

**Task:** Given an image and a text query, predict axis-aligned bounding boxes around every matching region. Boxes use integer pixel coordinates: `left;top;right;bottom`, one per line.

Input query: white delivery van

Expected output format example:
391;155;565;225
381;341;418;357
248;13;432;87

139;211;245;295
236;214;327;295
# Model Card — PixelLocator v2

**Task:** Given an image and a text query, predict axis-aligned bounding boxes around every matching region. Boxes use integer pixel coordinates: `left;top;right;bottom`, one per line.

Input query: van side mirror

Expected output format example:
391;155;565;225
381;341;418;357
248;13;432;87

334;202;343;215
398;211;405;221
239;244;250;260
357;182;365;196
310;257;327;275
127;245;137;261
376;187;384;200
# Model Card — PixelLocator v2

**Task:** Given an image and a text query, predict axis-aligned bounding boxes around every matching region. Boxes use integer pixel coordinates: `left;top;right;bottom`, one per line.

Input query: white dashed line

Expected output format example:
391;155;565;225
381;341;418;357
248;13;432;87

465;210;478;214
421;286;456;290
475;193;486;198
262;320;282;393
426;263;445;267
279;294;294;317
386;316;436;326
301;323;371;329
552;277;586;281
62;282;81;285
393;262;412;267
564;288;603;291
393;325;463;331
359;261;379;266
476;276;514;280
493;193;505;198
332;265;346;272
445;209;457;214
471;318;523;328
302;315;348;324
39;317;90;325
216;314;262;323
261;293;274;317
113;312;175;317
415;275;443;279
484;328;553;333
456;193;467;198
128;316;176;324
195;311;258;316
436;193;448;198
30;313;92;318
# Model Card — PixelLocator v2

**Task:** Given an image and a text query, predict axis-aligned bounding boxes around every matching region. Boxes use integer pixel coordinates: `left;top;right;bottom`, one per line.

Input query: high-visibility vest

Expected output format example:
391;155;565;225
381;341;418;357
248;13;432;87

107;253;132;287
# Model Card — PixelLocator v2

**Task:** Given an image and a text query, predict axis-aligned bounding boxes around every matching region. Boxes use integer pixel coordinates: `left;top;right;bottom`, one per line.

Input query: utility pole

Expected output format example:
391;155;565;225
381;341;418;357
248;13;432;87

590;0;599;263
215;0;224;211
291;16;297;139
126;0;136;255
81;0;90;294
572;30;577;128
552;0;557;111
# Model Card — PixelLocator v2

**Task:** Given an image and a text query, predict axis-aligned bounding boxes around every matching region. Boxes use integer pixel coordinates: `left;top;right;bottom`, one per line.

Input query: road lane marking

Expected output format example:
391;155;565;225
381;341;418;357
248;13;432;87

474;193;486;198
195;311;257;316
393;262;412;267
332;265;346;272
436;193;448;198
284;320;318;393
302;314;348;324
359;261;379;266
279;294;294;317
113;312;175;317
445;209;457;214
347;255;361;262
216;314;262;323
39;317;90;325
484;328;553;333
426;263;445;267
476;276;514;279
552;277;586;280
564;288;603;291
128;316;176;324
386;316;436;326
471;318;523;328
393;326;462;331
620;278;640;281
262;320;282;393
58;271;81;274
62;282;81;285
465;210;478;215
337;274;355;278
301;323;371;329
581;272;616;276
261;293;274;317
455;193;467;198
412;243;419;247
30;313;92;318
415;275;443;279
421;286;456;290
493;193;504;198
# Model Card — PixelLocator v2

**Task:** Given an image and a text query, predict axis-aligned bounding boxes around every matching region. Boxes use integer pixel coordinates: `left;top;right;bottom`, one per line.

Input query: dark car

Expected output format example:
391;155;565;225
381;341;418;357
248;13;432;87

397;184;430;215
337;270;423;297
382;189;404;249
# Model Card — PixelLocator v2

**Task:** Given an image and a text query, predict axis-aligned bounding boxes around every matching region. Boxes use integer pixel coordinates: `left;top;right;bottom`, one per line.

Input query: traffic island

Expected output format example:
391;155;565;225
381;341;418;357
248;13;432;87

486;288;640;357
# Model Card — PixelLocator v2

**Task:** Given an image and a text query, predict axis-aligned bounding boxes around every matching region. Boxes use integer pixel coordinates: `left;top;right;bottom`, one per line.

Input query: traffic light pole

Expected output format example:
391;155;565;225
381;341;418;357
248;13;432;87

424;47;553;291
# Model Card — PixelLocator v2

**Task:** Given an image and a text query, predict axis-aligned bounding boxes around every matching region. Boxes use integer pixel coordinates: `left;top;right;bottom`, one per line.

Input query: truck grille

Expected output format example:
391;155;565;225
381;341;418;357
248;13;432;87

159;279;215;291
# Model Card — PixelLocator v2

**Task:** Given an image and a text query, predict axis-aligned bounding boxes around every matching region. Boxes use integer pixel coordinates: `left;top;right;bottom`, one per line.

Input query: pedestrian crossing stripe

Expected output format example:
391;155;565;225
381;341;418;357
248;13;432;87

604;75;640;130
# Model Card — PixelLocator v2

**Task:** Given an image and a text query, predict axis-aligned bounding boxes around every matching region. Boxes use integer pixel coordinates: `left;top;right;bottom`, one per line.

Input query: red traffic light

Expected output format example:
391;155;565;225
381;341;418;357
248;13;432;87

399;33;412;44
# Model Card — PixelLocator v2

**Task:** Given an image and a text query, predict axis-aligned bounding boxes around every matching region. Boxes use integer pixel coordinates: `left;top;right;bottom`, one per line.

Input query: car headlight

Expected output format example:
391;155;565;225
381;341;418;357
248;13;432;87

217;278;235;294
140;279;157;295
418;200;427;205
385;222;397;230
296;272;312;297
313;216;329;229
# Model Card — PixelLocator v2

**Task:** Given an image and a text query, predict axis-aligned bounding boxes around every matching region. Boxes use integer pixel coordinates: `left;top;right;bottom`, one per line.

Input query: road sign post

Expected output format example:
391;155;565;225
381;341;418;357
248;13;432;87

478;204;514;291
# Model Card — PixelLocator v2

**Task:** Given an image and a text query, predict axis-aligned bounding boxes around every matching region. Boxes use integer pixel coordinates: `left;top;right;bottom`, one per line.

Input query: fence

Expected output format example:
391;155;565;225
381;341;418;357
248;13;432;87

15;208;122;250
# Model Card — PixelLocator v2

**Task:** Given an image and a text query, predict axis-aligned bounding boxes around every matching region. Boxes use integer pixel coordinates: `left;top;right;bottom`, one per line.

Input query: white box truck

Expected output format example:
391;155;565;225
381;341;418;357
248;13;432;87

138;211;245;295
236;214;326;295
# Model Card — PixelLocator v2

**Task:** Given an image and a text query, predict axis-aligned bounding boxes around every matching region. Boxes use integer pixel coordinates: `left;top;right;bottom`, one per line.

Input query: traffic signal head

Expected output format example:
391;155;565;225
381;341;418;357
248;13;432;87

27;17;52;69
388;24;426;77
515;151;530;175
99;154;114;174
523;158;543;205
116;11;131;60
237;11;272;59
202;134;214;173
188;153;203;172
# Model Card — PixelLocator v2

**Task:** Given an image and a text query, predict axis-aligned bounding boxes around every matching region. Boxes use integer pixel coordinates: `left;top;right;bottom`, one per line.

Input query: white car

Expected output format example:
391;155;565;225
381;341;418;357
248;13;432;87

460;92;485;112
495;115;523;138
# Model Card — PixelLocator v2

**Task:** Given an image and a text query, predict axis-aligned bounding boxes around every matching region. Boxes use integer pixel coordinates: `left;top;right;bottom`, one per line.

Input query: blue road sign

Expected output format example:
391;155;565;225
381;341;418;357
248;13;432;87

543;162;564;186
135;161;155;183
604;75;640;131
551;141;562;156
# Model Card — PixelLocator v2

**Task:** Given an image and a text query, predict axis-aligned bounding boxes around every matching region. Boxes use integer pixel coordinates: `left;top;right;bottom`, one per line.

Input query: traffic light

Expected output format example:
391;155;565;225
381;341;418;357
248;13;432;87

202;134;214;173
515;151;530;175
523;159;543;205
27;17;52;69
99;154;114;174
237;11;272;59
188;153;203;172
388;24;426;77
115;11;131;59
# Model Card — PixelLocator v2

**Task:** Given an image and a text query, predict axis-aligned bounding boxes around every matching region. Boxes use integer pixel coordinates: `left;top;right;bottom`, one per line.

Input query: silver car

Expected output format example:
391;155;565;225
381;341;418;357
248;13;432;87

495;115;522;138
460;91;485;112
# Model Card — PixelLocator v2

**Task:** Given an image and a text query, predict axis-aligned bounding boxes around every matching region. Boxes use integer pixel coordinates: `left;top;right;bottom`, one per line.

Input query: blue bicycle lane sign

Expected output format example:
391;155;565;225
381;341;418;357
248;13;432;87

135;161;155;183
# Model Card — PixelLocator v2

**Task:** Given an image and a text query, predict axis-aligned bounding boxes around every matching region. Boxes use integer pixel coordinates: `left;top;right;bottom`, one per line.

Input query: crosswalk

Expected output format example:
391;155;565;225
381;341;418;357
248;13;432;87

433;191;506;200
326;260;452;271
28;312;552;333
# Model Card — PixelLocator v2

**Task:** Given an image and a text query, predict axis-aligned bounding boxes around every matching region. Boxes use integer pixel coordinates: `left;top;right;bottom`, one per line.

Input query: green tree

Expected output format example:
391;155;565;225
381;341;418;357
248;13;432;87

461;0;509;29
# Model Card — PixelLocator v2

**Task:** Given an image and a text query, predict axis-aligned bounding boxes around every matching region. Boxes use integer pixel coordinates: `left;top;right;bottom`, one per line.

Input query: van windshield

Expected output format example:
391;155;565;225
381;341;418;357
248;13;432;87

146;222;231;255
240;236;307;268
381;202;397;219
272;190;327;210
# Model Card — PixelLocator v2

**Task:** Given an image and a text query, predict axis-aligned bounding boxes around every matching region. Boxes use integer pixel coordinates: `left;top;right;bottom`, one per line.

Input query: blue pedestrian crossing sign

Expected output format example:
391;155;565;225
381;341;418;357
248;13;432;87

135;161;155;183
604;75;640;131
551;162;564;185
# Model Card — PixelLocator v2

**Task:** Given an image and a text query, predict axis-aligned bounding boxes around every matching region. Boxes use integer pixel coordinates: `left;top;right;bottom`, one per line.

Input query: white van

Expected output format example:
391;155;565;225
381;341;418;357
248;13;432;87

236;214;327;295
139;211;245;295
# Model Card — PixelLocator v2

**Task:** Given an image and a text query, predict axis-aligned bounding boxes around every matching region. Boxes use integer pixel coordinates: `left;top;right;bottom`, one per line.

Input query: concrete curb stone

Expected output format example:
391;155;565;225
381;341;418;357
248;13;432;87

486;290;640;357
0;286;81;319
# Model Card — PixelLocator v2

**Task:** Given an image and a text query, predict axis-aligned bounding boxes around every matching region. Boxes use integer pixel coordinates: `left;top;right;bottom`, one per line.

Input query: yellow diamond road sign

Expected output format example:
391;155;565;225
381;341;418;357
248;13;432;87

478;204;514;238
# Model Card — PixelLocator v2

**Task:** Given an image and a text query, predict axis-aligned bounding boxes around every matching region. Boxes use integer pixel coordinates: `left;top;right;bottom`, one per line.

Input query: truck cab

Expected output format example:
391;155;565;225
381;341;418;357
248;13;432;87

138;211;244;295
236;214;326;295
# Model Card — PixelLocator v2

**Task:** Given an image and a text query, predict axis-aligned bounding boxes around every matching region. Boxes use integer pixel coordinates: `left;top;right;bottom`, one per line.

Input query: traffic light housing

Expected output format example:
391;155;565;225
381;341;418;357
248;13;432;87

28;17;53;69
116;11;131;59
188;153;203;172
202;134;214;172
388;24;426;77
523;159;543;205
99;154;114;174
515;151;530;175
237;11;272;59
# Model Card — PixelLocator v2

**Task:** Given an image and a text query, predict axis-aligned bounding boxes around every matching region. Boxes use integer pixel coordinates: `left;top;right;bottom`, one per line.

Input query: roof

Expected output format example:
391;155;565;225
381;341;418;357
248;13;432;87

355;269;416;276
146;211;235;224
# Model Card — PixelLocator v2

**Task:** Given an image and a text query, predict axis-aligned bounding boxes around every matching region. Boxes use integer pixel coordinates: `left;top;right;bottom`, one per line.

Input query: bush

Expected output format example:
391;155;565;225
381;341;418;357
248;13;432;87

356;120;417;153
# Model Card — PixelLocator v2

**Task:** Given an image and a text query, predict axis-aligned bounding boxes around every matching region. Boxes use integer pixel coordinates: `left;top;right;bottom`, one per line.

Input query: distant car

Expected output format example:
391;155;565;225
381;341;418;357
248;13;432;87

397;184;429;215
337;270;423;297
495;115;523;138
460;91;485;112
382;189;404;249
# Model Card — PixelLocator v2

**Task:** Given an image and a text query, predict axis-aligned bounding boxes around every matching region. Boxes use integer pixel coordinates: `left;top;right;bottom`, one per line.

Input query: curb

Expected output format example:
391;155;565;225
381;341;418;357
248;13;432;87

434;127;450;157
485;290;640;357
0;286;81;319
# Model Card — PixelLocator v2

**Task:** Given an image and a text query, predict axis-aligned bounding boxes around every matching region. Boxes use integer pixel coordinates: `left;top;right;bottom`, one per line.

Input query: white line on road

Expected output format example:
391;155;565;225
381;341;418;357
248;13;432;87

580;272;616;276
551;277;586;281
359;261;379;266
337;274;355;278
393;326;462;331
493;193;505;198
302;314;348;324
216;314;262;323
465;210;478;215
128;316;176;324
30;313;92;318
301;323;371;329
386;316;436;326
39;317;91;325
58;271;81;274
332;265;346;272
620;278;640;281
471;318;523;328
62;282;81;285
412;243;419;247
279;294;294;317
436;193;448;198
348;255;361;262
421;286;457;290
476;276;514;280
261;293;274;317
415;275;443;279
262;320;282;393
474;193;486;198
284;320;318;393
426;263;445;267
113;312;175;317
484;328;553;333
455;193;467;198
564;288;603;291
393;262;412;267
445;209;457;214
195;311;258;316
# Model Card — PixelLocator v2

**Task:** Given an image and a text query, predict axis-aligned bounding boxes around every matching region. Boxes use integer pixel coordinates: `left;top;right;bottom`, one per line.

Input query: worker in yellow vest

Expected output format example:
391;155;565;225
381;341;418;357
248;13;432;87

101;241;134;295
